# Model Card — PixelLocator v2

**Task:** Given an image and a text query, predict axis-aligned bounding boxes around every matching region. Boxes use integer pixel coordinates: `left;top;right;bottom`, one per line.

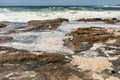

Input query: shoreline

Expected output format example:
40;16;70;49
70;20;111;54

0;18;120;80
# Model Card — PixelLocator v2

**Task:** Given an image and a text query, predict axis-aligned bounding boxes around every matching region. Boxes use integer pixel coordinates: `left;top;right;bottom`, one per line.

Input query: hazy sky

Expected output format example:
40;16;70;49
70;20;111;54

0;0;120;6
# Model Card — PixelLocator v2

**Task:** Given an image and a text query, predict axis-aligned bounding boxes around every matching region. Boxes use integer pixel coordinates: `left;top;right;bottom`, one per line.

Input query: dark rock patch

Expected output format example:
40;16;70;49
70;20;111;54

110;57;120;75
100;69;120;79
77;18;120;24
0;46;28;54
5;30;17;34
0;36;13;43
0;53;93;80
0;23;6;28
100;57;120;79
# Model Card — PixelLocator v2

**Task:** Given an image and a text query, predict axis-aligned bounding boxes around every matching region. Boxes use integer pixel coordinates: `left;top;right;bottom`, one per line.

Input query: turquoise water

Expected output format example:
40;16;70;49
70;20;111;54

0;6;120;22
0;6;120;12
0;6;120;52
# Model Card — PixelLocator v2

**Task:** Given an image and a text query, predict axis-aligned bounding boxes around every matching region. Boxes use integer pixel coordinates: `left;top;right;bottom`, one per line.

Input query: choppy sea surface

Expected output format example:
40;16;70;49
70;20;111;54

0;6;120;22
0;6;120;54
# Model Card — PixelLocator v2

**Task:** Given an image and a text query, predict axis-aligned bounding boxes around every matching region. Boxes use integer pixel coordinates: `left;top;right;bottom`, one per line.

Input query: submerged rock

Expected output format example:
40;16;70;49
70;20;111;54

0;46;28;54
0;23;6;28
77;18;120;24
5;30;17;34
0;36;14;43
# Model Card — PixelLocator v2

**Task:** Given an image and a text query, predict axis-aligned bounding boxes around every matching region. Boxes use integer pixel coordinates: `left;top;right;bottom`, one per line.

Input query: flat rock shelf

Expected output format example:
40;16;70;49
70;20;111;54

0;18;120;80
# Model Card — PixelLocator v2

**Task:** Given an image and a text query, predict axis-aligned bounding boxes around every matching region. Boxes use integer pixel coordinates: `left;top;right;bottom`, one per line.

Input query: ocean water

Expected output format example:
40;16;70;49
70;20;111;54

0;6;120;54
0;6;120;22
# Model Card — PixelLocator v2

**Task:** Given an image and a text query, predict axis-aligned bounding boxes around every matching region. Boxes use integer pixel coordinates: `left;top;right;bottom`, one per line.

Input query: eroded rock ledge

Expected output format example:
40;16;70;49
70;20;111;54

3;18;69;34
24;18;69;32
63;27;120;80
64;27;115;52
77;18;120;24
0;52;93;80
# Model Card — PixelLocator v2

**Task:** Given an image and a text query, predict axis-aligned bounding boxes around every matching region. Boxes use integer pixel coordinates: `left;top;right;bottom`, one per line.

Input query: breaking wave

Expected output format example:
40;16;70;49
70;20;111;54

0;6;120;22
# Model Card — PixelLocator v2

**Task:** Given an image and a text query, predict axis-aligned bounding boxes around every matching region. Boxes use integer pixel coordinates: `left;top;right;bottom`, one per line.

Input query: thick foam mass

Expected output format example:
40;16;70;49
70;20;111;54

0;11;120;22
0;30;73;53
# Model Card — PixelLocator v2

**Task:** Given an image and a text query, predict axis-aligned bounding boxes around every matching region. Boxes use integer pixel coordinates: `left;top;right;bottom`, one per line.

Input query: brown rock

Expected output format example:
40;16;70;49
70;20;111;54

2;18;69;33
0;36;13;43
77;18;102;22
0;23;6;28
0;46;28;54
103;18;119;24
64;27;115;52
0;53;92;80
77;18;120;24
23;18;69;31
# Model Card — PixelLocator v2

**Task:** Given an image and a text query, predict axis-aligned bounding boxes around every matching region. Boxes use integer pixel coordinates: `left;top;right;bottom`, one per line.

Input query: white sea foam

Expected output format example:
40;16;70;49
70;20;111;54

0;30;73;54
0;8;12;12
58;21;120;32
0;10;120;22
0;21;120;53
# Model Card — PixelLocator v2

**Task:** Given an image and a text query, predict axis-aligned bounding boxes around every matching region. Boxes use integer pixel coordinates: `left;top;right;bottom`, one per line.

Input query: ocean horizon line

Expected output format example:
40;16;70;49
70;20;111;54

0;5;116;7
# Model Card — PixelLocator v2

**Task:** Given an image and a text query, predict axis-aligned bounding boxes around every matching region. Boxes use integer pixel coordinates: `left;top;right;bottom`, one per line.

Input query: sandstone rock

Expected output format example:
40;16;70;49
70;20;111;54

0;53;92;80
64;27;115;52
24;18;69;31
1;18;69;33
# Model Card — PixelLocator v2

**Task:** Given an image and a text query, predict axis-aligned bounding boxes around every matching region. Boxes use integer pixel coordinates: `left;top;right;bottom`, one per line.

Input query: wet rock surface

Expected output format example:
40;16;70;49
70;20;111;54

0;19;120;80
25;18;69;31
0;52;93;80
64;27;115;52
64;27;120;80
0;23;6;28
77;18;120;24
0;36;14;43
0;46;28;54
2;18;68;34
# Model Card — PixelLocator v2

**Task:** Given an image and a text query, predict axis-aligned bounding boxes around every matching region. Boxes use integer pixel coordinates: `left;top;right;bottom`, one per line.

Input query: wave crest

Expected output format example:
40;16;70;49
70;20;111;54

0;8;12;12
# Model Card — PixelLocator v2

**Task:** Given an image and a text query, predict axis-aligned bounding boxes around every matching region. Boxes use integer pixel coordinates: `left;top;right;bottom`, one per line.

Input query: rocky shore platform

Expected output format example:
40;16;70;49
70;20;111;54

0;18;120;80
